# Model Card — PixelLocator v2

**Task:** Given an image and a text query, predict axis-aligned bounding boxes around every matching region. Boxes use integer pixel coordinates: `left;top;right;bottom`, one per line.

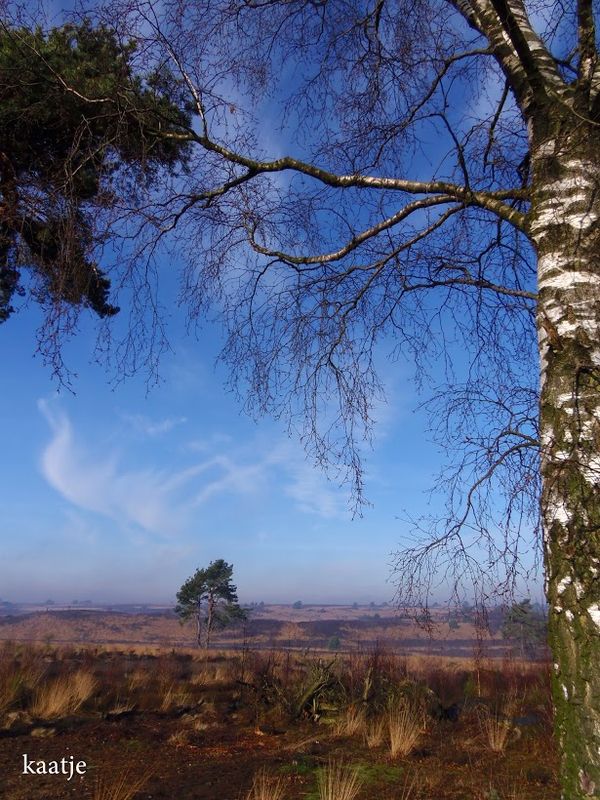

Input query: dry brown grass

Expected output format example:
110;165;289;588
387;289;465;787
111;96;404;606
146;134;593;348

213;663;233;683
107;700;136;716
187;659;234;686
317;761;363;800
190;669;207;686
31;670;96;719
0;669;43;715
479;712;513;754
126;669;150;692
388;704;422;758
72;670;97;703
478;688;519;754
334;705;367;738
168;728;192;746
0;655;44;715
93;768;149;800
478;707;514;754
246;769;287;800
0;640;557;800
159;682;191;712
365;715;387;748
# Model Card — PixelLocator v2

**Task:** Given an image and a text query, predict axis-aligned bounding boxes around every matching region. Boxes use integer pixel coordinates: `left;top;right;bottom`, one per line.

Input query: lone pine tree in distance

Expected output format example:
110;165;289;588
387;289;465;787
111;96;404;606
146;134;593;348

3;1;600;794
175;560;245;649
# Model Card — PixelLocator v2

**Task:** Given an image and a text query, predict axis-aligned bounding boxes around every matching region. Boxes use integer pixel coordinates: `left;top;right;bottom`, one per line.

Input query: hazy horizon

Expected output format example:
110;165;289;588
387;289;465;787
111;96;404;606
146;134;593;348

1;597;398;607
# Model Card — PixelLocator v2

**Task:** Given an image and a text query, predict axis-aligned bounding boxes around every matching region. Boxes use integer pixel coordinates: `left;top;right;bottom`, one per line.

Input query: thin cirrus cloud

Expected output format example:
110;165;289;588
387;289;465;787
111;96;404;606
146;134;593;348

265;442;347;519
37;400;346;536
38;400;194;535
120;413;188;437
37;400;267;536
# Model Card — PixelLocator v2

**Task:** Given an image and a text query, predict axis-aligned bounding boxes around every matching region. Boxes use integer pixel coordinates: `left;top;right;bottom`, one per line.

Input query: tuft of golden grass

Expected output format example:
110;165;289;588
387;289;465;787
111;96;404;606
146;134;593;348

246;768;286;800
30;679;74;719
479;708;514;753
334;705;367;738
0;665;43;715
213;663;232;683
159;682;191;712
126;669;150;692
72;670;97;704
93;768;149;800
31;670;96;719
478;688;519;754
168;728;191;746
388;703;422;758
190;670;207;686
187;660;232;686
0;644;46;715
107;700;136;716
365;715;387;748
317;760;363;800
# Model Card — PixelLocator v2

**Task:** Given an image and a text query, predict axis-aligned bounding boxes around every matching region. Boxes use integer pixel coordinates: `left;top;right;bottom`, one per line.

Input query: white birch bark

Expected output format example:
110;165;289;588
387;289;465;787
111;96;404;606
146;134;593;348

533;124;600;798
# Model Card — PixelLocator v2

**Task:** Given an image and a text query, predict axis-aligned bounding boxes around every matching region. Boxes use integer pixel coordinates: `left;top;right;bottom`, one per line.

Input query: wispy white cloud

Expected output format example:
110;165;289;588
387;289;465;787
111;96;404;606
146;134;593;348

190;455;267;505
283;463;343;518
185;433;234;453
38;399;348;537
39;401;265;536
39;399;191;535
266;442;347;519
121;412;187;437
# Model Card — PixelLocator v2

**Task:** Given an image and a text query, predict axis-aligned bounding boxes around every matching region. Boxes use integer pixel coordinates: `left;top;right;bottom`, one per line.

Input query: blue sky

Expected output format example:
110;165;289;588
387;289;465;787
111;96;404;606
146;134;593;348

0;2;444;606
0;287;447;604
0;2;544;607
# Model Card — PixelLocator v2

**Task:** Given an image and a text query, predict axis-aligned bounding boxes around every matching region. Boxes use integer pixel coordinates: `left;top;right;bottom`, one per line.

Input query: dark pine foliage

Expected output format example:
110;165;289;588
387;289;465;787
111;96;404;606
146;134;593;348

0;21;192;321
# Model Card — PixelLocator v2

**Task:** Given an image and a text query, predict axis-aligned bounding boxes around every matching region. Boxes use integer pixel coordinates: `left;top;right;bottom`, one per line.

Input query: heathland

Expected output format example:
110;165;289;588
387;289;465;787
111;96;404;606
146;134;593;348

0;605;557;799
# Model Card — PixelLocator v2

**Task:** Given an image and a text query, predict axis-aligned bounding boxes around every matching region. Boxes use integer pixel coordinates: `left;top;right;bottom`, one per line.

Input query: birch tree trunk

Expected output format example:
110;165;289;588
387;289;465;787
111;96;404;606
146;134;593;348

533;117;600;798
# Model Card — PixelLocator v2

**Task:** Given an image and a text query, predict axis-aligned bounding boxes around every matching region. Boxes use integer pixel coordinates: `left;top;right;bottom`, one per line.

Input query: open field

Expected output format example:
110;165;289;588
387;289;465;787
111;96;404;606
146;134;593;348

0;605;527;659
0;639;558;799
